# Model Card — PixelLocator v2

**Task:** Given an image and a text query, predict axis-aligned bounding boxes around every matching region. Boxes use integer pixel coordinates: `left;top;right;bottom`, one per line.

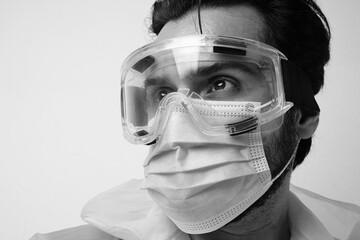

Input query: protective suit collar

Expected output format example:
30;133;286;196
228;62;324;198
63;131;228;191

80;179;360;240
81;179;189;240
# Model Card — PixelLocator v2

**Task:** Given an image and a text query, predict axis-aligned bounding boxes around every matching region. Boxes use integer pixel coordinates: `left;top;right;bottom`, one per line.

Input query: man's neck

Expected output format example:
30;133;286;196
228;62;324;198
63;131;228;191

189;209;290;240
189;177;292;240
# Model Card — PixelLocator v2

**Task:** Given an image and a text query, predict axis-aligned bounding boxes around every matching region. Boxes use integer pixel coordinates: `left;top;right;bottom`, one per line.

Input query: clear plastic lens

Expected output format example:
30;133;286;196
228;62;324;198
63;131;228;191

121;35;292;144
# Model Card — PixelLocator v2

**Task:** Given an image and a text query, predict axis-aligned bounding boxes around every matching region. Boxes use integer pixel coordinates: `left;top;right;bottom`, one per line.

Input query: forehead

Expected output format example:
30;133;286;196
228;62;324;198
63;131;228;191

157;5;266;42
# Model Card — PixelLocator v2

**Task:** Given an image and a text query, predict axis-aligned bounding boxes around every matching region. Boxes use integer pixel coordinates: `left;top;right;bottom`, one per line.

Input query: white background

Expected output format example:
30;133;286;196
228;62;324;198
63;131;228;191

0;0;359;239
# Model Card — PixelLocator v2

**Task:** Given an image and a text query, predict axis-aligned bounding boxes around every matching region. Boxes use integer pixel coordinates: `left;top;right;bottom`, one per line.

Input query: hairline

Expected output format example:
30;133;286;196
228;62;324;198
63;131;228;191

157;3;272;46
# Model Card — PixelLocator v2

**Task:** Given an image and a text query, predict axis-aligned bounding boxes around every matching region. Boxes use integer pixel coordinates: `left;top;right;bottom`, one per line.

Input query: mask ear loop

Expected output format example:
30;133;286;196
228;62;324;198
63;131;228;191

265;140;300;188
197;0;203;34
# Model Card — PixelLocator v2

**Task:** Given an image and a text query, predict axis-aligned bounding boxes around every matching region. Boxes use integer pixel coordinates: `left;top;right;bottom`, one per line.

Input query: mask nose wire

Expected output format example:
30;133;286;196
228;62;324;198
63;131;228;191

158;89;259;139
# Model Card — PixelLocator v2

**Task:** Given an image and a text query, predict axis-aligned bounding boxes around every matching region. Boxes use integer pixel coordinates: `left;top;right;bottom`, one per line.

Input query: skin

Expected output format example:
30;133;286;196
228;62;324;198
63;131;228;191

155;5;299;240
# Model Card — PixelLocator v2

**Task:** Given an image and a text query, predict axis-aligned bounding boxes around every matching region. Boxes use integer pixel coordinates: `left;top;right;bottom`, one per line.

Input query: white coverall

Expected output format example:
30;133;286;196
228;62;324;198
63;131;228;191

30;179;360;240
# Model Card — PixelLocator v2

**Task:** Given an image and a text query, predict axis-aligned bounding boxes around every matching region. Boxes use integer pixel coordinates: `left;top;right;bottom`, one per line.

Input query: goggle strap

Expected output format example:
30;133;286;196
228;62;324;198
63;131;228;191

281;60;320;117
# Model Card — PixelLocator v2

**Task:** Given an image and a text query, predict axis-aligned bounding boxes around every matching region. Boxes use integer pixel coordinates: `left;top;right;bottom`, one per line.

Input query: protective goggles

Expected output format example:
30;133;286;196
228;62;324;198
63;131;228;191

120;35;319;145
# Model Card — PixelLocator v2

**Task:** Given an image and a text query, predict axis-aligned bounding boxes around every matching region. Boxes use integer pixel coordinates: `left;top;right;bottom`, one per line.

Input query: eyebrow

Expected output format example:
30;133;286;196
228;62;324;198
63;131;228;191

144;62;260;87
144;74;170;88
196;61;258;78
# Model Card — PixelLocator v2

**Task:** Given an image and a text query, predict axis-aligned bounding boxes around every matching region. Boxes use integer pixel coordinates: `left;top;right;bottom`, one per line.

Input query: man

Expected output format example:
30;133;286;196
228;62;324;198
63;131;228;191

31;0;360;239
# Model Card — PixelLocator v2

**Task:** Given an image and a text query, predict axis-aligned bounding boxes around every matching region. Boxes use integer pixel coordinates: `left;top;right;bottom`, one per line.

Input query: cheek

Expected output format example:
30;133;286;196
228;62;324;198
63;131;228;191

261;132;278;178
260;122;288;177
260;113;300;178
260;115;284;133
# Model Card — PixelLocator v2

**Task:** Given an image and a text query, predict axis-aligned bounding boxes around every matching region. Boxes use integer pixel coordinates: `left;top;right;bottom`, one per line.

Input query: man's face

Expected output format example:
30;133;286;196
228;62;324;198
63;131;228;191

155;5;296;173
155;5;300;232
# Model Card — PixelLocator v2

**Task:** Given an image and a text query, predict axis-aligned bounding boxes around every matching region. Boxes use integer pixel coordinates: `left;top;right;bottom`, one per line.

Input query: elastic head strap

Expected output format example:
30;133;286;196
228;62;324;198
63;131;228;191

281;61;320;118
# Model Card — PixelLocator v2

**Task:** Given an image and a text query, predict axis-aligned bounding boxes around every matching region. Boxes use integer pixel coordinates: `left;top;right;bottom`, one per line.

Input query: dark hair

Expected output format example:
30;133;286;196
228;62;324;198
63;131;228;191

149;0;331;169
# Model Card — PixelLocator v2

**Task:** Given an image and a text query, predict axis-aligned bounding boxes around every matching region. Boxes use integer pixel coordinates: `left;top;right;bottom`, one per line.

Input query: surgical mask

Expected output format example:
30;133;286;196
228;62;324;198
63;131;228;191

141;94;295;234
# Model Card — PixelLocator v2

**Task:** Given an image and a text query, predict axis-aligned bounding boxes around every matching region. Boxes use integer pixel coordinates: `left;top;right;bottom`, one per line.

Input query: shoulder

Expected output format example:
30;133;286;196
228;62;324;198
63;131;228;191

290;184;360;240
29;224;120;240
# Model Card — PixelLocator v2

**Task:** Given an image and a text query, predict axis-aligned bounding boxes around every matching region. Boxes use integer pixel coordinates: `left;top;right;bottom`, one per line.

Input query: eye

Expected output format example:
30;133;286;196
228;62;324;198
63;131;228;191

154;87;174;101
212;79;227;91
209;77;239;92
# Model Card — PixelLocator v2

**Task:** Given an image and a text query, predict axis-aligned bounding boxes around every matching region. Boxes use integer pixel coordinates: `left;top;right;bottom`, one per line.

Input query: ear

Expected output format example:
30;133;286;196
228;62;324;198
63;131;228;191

297;113;320;139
